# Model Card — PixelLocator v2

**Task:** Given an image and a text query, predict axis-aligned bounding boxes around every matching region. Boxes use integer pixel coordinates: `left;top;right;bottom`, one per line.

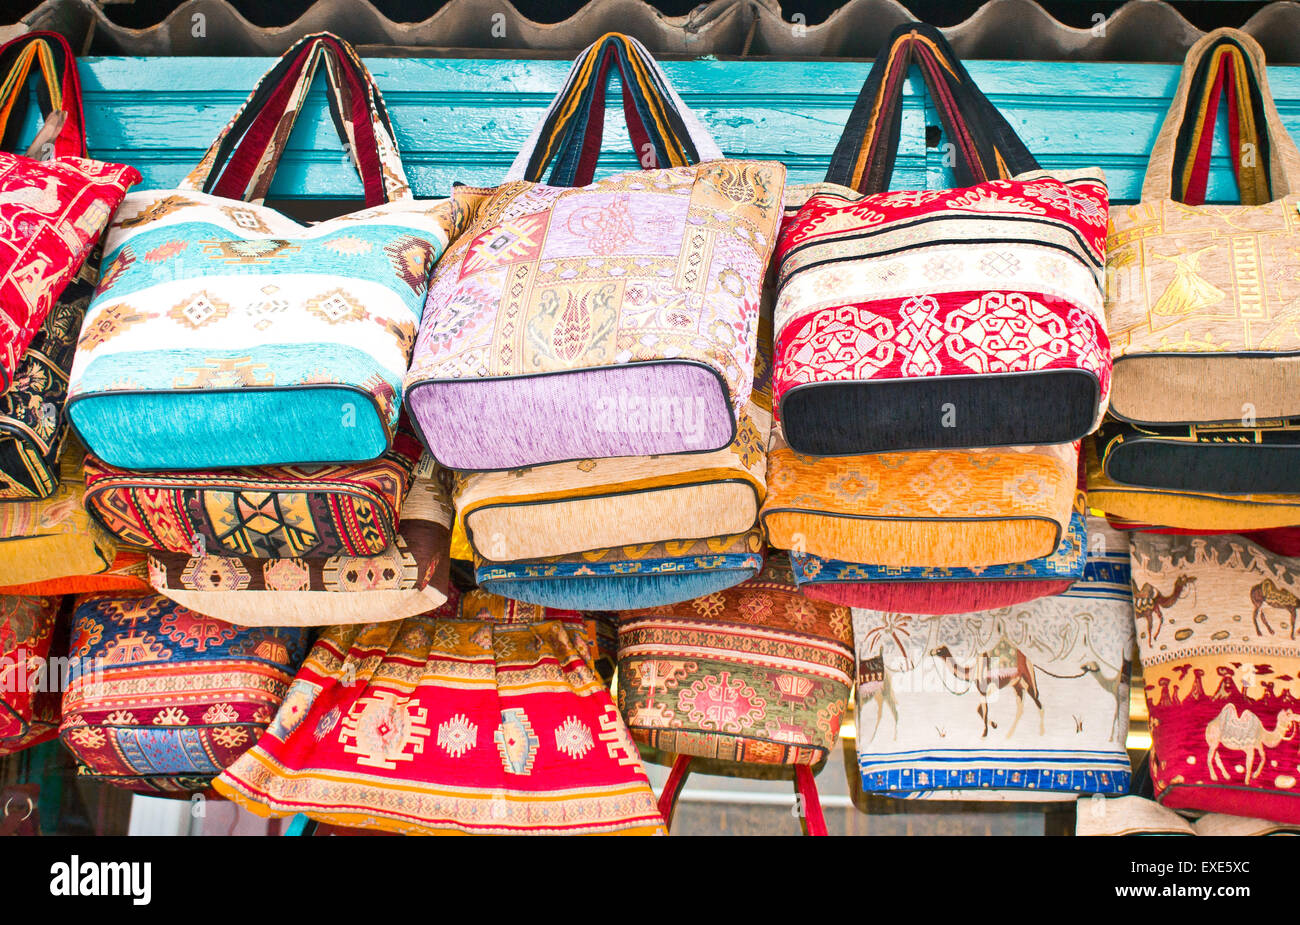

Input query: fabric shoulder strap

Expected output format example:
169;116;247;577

824;22;1038;194
0;30;86;159
1144;28;1300;205
656;754;829;836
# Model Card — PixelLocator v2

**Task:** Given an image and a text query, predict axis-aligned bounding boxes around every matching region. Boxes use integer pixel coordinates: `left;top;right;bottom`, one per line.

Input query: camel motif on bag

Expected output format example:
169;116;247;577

1250;579;1300;638
1204;704;1299;785
856;654;898;742
930;639;1044;738
1132;574;1195;643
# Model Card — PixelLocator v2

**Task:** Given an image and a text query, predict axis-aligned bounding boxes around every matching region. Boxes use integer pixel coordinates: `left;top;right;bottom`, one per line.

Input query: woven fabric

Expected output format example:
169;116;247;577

791;508;1088;613
1084;437;1300;531
84;431;422;558
617;558;854;765
65;36;452;470
213;589;666;835
0;442;116;585
773;170;1110;455
1107;30;1300;427
1134;532;1300;823
0;594;61;754
1097;418;1300;495
455;398;768;562
59;592;309;794
0;248;95;501
0;546;148;596
145;466;453;626
476;528;764;611
761;423;1077;567
405;160;786;471
853;521;1133;799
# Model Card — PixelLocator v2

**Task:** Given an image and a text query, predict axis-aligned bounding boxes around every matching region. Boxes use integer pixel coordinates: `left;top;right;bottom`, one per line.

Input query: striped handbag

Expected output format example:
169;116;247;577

66;34;452;471
771;23;1109;457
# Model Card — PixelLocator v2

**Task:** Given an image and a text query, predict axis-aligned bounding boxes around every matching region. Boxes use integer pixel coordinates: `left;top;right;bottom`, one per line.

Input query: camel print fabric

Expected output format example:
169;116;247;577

852;518;1133;799
1132;531;1300;822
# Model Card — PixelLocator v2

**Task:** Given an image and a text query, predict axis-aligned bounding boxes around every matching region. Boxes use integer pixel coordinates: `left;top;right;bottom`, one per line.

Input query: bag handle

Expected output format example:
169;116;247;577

1143;29;1300;204
505;32;722;185
0;31;86;159
180;33;410;207
656;754;829;836
825;23;1038;194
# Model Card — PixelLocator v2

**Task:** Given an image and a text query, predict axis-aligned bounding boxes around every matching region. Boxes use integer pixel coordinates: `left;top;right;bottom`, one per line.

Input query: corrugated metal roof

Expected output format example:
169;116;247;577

16;0;1300;63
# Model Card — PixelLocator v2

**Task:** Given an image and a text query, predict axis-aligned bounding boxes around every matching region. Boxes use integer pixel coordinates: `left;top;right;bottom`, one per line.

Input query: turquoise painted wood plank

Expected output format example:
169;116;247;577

65;56;1300;203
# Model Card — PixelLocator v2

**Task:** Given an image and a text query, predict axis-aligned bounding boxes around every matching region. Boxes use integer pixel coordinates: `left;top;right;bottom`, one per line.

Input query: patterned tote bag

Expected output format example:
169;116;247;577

771;23;1109;456
404;33;786;471
790;503;1088;613
1084;436;1300;532
1133;531;1300;823
761;425;1079;568
60;592;309;795
1107;29;1300;436
144;462;454;626
214;589;667;835
83;428;423;559
852;519;1134;799
0;32;139;396
476;527;765;611
66;34;452;471
0;594;63;756
617;558;854;832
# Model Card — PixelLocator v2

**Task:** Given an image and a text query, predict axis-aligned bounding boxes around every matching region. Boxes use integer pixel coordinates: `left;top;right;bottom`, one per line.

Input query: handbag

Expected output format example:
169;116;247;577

0;594;62;756
0;32;139;395
83;429;423;558
214;588;667;835
790;505;1088;613
476;527;765;611
1084;436;1300;531
66;33;452;471
404;33;786;471
145;462;453;626
60;592;309;795
853;519;1133;799
1107;29;1300;430
0;441;116;586
761;424;1078;568
771;23;1109;456
616;557;852;831
1132;531;1300;823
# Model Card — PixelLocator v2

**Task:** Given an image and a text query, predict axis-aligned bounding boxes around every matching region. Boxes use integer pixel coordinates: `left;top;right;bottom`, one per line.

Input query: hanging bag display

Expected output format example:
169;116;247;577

1132;531;1300;823
60;592;309;795
1107;29;1300;433
404;32;786;471
66;33;452;471
771;23;1110;456
852;518;1134;799
214;589;667;835
0;32;139;397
